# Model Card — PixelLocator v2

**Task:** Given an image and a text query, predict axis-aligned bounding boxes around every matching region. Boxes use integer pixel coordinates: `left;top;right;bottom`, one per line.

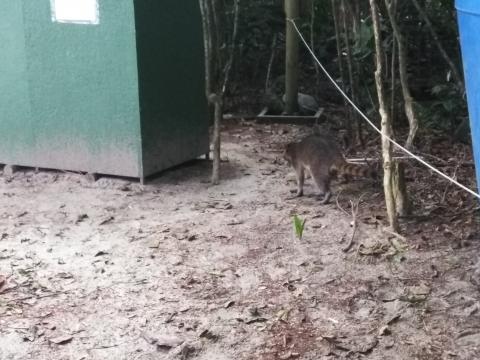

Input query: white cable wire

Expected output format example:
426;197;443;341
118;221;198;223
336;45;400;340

287;19;480;200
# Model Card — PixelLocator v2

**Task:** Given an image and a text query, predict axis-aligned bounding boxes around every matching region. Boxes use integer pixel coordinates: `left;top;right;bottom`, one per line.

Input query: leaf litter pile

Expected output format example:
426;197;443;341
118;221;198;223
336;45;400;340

0;121;479;360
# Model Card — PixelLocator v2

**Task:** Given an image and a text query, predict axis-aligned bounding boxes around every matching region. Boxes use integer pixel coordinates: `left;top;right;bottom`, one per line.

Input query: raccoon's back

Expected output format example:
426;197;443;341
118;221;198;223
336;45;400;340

294;135;343;167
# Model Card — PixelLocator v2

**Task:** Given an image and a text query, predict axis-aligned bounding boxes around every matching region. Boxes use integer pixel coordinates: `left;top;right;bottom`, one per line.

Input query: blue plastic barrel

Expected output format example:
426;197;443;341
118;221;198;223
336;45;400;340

456;0;480;193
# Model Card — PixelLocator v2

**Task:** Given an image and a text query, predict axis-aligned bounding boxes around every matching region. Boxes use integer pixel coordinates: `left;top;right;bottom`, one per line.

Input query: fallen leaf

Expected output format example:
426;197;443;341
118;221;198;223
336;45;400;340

217;202;233;210
224;300;235;309
0;274;6;292
227;219;244;225
49;335;73;345
410;283;431;296
336;335;378;354
22;325;38;342
165;312;177;323
245;317;267;324
57;272;74;279
464;302;480;316
99;216;114;226
386;314;401;325
378;325;391;336
94;251;109;257
75;214;88;224
199;329;218;341
278;351;300;359
276;308;291;322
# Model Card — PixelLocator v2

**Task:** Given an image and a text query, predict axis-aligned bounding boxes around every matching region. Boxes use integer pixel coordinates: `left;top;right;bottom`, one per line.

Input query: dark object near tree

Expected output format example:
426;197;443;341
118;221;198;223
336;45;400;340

265;91;319;116
282;92;320;115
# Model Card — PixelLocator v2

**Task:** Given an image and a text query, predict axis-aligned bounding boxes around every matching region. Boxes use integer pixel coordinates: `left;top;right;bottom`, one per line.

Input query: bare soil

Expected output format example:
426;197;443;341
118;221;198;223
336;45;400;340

1;122;479;360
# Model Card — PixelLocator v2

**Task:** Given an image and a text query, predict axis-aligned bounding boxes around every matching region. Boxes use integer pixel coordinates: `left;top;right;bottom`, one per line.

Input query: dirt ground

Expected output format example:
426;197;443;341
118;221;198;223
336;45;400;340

1;122;480;360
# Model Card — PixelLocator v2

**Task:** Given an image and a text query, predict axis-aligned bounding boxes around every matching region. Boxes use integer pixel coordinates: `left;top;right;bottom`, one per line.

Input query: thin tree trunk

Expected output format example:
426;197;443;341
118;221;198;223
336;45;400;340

410;0;464;92
310;0;320;91
341;0;360;146
384;0;418;149
221;0;239;94
331;0;346;91
331;0;351;140
199;0;213;99
210;94;222;185
389;0;397;125
284;0;300;114
390;36;396;124
348;0;364;146
265;34;278;93
370;0;399;231
392;161;411;216
207;0;223;185
199;0;239;185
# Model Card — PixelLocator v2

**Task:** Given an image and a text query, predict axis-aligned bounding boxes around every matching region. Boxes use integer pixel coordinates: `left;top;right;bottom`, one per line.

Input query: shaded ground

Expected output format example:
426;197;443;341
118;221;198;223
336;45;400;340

1;122;479;360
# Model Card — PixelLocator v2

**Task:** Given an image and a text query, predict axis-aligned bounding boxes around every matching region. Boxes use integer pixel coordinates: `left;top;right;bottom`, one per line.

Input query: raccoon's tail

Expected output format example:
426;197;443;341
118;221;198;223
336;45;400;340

331;162;377;179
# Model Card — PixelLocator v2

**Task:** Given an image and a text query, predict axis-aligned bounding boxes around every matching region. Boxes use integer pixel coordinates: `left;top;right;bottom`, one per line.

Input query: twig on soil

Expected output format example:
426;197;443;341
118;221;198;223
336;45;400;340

89;343;122;350
7;291;66;304
342;194;365;253
382;227;407;242
342;202;357;253
335;191;349;217
346;156;411;163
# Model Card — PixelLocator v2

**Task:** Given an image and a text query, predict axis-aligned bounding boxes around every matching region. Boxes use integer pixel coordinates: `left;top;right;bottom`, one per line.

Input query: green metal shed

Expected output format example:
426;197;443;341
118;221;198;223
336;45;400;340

0;0;209;182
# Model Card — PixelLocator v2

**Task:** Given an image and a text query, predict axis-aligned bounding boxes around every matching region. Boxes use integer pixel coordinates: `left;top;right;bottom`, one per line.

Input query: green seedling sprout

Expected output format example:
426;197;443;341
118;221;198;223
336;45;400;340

292;214;306;240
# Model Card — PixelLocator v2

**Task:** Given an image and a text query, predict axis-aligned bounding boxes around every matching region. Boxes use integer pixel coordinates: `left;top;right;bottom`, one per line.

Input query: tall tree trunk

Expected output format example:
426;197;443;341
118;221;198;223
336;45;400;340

284;0;300;114
341;0;361;146
199;0;239;185
348;0;364;146
265;34;278;93
210;94;222;185
370;0;399;231
199;0;213;100
392;161;411;216
390;35;397;124
331;0;351;139
384;0;418;149
331;0;346;92
310;0;320;93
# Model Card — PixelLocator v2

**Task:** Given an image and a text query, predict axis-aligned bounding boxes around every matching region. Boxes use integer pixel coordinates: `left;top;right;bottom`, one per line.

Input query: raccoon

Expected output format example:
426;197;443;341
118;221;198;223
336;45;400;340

284;135;376;204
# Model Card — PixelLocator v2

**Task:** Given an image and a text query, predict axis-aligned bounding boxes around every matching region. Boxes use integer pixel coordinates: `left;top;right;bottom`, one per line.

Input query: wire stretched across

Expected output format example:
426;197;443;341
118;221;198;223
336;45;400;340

287;18;480;200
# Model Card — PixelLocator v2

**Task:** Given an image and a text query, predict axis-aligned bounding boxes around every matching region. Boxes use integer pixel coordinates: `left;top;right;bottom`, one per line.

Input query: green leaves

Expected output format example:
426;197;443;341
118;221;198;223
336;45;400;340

292;214;306;240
